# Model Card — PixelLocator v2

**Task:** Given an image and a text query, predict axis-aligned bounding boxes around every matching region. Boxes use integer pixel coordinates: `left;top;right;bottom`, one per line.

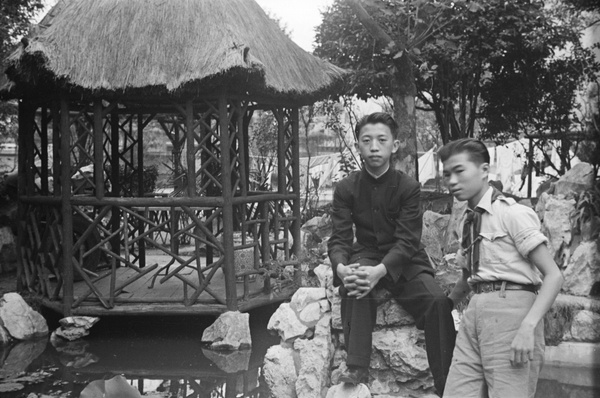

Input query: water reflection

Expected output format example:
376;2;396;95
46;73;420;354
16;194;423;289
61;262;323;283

0;307;279;397
0;307;598;398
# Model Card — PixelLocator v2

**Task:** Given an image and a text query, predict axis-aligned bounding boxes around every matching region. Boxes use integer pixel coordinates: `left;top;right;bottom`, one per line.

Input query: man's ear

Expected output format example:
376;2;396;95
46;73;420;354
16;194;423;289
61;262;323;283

392;139;400;154
481;162;490;179
354;142;359;152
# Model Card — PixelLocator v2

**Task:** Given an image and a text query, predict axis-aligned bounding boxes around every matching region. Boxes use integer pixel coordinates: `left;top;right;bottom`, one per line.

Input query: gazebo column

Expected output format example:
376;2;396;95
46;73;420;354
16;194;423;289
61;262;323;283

60;97;74;315
93;100;104;200
16;99;35;290
219;95;237;311
110;110;121;260
290;107;301;262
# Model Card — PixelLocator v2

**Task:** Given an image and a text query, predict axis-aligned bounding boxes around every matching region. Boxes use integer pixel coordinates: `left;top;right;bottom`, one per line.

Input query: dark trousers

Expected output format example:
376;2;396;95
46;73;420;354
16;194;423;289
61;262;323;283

340;259;456;396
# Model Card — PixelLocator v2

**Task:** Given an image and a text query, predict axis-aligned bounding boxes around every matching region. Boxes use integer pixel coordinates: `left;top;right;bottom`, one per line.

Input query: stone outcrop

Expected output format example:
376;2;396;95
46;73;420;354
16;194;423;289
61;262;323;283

536;192;576;266
562;241;600;297
263;345;298;398
0;293;48;340
264;286;336;398
52;316;99;342
421;210;450;261
326;383;371;398
553;162;595;198
267;302;311;342
201;311;251;350
569;310;600;342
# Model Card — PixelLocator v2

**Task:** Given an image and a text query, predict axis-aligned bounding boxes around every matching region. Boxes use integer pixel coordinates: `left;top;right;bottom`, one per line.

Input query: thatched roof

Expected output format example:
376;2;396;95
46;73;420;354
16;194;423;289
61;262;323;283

2;0;348;103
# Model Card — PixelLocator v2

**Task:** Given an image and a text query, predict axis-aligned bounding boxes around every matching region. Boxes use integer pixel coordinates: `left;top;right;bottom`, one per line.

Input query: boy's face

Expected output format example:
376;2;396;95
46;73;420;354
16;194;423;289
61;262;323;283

355;123;399;175
442;152;489;206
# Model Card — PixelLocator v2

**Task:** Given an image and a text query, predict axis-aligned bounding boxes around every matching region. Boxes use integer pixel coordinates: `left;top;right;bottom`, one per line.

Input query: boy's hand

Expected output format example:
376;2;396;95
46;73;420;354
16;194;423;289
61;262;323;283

510;323;535;366
347;263;387;299
337;263;361;295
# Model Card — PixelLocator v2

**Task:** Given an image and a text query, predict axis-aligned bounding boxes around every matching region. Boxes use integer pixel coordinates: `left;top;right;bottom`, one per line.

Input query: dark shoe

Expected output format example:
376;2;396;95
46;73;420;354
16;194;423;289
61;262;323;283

338;366;368;385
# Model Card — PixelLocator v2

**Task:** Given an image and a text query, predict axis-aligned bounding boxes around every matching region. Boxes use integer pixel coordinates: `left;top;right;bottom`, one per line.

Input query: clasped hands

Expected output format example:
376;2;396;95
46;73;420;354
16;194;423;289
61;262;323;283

337;262;387;299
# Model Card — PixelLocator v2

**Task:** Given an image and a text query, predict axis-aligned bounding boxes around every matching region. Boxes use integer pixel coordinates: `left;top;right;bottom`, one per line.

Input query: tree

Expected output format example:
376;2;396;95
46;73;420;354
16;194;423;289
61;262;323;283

0;0;44;139
315;0;597;163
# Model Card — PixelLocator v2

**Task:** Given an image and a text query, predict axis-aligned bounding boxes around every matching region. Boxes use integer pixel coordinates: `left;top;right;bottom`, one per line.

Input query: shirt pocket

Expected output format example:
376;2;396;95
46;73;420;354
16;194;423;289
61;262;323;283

479;231;509;263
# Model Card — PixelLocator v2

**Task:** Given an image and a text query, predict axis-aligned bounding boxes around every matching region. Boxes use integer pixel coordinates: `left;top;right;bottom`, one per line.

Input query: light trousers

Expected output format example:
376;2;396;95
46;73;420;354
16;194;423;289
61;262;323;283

443;290;544;398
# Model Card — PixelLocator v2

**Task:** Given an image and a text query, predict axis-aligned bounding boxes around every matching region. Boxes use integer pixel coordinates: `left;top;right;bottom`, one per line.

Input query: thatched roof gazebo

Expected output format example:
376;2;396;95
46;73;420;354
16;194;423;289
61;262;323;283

1;0;347;316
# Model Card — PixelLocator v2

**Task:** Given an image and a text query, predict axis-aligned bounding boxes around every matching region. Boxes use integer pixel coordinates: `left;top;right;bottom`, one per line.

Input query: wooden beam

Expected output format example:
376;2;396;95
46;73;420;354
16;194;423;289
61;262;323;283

60;97;74;315
186;100;196;196
290;107;301;262
219;94;238;311
93;100;105;199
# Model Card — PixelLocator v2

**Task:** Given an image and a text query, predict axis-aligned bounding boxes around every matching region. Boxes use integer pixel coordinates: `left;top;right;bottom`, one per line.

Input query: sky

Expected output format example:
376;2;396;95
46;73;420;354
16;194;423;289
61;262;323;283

254;0;333;52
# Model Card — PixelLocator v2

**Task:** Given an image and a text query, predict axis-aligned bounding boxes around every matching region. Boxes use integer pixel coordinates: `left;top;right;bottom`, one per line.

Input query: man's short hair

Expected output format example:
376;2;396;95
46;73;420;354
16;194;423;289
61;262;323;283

354;112;399;140
438;138;490;165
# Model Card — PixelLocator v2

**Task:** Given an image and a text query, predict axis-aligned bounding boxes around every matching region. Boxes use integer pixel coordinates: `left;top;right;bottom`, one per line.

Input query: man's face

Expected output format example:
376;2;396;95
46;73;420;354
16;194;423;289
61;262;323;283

442;152;489;205
355;123;399;175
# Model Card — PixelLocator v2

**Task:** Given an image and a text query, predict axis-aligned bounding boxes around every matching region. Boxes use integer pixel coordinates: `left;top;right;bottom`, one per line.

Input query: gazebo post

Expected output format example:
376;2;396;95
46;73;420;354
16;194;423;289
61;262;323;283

219;94;238;311
40;106;49;194
60;97;74;315
290;107;301;263
16;99;34;291
93;100;104;200
186;100;196;197
110;110;121;260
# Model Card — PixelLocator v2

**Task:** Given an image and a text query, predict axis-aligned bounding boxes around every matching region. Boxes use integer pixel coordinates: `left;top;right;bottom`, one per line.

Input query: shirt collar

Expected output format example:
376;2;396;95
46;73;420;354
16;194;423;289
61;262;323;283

474;186;495;215
365;164;390;180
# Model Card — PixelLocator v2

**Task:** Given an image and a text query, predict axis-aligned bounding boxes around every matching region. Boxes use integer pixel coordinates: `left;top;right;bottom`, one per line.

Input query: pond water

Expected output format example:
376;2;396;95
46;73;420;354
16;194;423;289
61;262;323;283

0;304;598;398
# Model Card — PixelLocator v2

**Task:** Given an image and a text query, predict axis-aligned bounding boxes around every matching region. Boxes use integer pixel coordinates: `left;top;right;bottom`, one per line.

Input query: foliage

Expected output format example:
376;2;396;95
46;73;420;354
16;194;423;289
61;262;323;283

0;0;44;140
315;0;598;152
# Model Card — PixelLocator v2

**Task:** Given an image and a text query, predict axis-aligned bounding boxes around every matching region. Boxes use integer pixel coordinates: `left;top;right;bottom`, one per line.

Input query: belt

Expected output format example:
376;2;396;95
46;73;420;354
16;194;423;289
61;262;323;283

472;281;537;294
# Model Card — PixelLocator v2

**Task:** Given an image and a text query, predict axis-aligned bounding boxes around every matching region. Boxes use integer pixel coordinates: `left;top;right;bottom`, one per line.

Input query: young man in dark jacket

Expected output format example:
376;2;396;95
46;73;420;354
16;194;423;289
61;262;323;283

328;112;455;396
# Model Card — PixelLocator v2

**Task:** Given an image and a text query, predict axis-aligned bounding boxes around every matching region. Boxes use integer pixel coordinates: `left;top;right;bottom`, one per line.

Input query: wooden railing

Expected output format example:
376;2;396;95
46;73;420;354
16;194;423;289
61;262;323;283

18;193;299;314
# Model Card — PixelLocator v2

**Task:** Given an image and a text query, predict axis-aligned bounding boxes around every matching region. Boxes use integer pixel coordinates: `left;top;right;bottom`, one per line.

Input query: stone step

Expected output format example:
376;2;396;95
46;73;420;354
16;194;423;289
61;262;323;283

541;342;600;388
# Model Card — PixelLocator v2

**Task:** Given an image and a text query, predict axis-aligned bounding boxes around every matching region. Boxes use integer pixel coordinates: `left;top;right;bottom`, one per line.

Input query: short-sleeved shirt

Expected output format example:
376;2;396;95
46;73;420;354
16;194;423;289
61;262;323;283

457;187;547;285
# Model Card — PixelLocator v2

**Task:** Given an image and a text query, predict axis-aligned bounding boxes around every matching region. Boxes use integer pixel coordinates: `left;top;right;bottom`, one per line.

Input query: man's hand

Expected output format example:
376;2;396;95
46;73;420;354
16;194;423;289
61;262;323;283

337;263;361;295
510;323;535;367
346;263;387;299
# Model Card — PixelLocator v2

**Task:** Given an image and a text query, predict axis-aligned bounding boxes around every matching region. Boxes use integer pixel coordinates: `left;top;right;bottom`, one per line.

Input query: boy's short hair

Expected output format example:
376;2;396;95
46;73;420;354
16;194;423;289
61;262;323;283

354;112;399;140
438;138;490;165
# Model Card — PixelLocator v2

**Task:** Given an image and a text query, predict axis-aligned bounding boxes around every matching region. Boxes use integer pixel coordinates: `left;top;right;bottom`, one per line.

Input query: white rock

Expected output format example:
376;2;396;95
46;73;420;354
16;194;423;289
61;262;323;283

562;241;600;296
371;328;430;377
290;287;327;313
330;288;342;330
554;162;595;197
59;316;99;330
53;326;89;341
376;300;415;327
298;301;324;327
326;383;371;398
570;310;600;342
201;311;251;350
263;345;298;398
422;211;451;261
313;264;333;288
538;193;576;265
268;303;310;342
0;293;48;340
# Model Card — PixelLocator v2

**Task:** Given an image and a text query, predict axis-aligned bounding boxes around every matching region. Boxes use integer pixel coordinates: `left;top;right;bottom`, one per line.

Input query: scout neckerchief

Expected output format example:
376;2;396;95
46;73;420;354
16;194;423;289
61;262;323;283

461;186;503;276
